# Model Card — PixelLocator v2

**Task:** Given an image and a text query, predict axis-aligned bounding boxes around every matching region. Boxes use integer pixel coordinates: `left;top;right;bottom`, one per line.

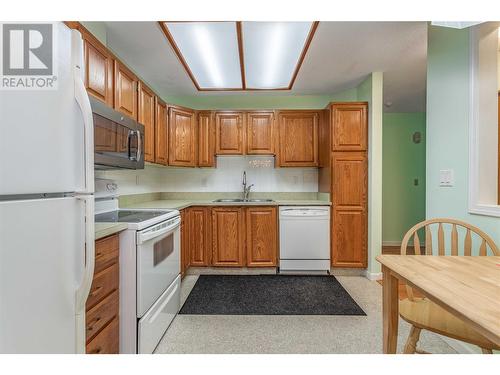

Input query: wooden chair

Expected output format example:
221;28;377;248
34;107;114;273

399;218;500;354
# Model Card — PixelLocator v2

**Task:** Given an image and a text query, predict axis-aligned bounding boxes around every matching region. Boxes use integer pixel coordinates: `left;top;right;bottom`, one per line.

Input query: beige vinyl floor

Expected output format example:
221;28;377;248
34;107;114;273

154;274;457;354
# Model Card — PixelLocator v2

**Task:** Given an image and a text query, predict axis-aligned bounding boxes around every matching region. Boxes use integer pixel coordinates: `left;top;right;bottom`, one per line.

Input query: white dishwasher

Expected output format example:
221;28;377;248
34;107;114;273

279;206;330;273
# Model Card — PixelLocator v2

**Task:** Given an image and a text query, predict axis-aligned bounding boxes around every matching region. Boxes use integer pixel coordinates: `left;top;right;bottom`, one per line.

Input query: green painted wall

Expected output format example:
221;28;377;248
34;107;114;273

426;26;499;245
81;22;107;45
382;113;426;243
161;88;358;110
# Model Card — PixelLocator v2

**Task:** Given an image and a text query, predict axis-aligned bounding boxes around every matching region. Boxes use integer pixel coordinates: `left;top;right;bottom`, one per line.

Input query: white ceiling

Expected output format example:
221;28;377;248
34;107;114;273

104;21;427;112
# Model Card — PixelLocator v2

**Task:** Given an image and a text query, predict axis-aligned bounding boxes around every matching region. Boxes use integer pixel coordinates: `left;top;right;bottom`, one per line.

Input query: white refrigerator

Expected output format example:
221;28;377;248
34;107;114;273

0;23;95;353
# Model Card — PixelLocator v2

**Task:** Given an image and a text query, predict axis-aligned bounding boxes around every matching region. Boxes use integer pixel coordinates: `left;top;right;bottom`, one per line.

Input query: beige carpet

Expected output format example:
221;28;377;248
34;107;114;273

154;275;457;354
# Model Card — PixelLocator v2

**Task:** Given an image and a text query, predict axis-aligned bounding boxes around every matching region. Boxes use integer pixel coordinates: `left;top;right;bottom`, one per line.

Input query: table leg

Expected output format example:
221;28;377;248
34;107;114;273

382;265;399;353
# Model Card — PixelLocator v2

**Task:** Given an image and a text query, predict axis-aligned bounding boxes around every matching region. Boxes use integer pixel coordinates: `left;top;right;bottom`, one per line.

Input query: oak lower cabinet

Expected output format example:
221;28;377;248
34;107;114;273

189;207;212;266
114;60;138;120
180;209;190;277
138;82;156;163
215;112;245;155
277;111;319;167
181;206;277;270
211;207;246;266
169;106;197;167
245;207;277;267
86;234;120;354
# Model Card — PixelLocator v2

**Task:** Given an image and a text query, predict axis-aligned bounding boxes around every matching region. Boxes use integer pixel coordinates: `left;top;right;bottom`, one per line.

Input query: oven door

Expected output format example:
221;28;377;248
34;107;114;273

91;96;145;170
136;216;181;317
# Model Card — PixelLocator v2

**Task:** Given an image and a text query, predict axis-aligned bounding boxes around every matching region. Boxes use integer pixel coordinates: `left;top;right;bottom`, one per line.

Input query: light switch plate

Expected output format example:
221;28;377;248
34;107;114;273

439;169;454;187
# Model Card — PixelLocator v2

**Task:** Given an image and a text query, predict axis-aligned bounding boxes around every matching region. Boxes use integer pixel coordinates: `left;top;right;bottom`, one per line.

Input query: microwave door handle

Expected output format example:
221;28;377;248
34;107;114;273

72;30;94;194
127;130;132;159
136;130;142;162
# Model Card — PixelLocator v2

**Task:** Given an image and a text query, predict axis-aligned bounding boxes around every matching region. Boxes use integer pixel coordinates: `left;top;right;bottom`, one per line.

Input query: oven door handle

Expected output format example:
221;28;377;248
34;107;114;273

137;217;181;244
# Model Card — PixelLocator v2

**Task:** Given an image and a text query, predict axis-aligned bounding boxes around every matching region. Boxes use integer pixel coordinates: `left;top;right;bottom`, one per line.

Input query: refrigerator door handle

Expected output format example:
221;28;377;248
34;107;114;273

72;30;94;194
75;194;95;353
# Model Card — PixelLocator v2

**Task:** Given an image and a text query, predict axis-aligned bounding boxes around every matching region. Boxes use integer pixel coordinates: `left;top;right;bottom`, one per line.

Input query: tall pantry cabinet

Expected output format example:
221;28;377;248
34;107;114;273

319;102;368;268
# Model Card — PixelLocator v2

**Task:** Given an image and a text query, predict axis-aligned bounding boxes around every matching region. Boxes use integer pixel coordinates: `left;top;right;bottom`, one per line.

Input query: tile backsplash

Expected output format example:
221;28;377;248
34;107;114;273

95;156;318;195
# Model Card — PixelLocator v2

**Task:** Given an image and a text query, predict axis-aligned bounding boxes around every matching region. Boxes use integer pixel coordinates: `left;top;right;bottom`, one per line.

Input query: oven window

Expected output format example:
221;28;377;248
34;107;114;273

153;234;174;266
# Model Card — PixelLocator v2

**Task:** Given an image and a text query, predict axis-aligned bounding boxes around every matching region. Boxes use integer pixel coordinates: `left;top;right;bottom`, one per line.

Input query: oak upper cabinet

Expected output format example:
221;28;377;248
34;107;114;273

331;103;367;151
138;82;156;163
154;97;168;165
114;60;138;120
277;111;319;167
197;111;216;167
246;111;275;155
211;207;245;266
246;207;277;267
189;207;212;266
331;152;368;268
82;31;114;106
215;112;245;155
168;106;197;167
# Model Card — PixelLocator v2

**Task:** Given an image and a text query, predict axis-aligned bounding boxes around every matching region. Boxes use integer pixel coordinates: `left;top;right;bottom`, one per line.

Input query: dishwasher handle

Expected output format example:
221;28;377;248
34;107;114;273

279;207;330;217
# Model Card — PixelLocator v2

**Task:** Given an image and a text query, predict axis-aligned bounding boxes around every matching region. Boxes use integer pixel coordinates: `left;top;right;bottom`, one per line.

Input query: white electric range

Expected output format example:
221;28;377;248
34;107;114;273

95;180;181;354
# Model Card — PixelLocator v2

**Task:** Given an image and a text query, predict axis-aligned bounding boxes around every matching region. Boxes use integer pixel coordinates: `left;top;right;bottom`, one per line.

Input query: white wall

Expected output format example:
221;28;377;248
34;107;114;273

474;24;499;205
95;156;318;196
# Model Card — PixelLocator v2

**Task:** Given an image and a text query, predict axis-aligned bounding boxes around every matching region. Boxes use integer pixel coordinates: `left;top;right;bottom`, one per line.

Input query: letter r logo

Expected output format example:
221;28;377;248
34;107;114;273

2;24;53;76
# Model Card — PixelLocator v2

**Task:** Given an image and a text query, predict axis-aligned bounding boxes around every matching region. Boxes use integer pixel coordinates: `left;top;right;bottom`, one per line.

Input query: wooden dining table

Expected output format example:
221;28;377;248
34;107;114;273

376;255;500;353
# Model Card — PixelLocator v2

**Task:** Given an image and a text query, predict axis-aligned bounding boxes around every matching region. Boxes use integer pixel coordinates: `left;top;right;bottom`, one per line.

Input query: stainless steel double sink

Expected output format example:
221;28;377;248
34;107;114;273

212;198;274;203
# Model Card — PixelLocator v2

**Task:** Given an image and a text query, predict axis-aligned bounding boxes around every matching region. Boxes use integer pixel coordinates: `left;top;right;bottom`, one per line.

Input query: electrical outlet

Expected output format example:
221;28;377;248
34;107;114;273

439;169;454;187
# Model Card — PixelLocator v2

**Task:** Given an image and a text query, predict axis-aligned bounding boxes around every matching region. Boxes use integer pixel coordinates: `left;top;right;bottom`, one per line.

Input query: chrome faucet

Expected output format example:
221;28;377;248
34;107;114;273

242;171;254;201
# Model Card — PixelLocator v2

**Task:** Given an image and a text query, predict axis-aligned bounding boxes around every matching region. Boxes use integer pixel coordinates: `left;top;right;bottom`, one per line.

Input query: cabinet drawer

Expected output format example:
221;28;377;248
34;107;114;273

86;290;119;343
86;318;119;354
95;234;119;274
86;263;119;310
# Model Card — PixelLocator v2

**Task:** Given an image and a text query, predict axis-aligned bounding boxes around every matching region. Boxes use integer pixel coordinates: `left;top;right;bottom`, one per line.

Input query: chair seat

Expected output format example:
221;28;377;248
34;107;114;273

399;298;499;350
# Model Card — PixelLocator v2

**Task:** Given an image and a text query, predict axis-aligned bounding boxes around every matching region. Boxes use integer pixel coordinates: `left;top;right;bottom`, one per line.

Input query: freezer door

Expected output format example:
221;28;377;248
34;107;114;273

0;23;93;195
0;197;86;353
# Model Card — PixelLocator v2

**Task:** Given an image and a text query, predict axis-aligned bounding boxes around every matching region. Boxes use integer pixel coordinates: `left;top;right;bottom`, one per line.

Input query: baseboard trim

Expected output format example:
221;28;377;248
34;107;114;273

364;270;382;280
438;335;478;354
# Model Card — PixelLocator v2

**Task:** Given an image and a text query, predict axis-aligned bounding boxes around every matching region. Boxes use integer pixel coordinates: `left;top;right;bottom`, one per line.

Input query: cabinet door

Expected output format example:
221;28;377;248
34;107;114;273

247;111;274;155
211;207;245;266
331;152;367;268
114;60;138;120
189;207;211;266
138;82;156;163
180;209;190;277
331;103;367;151
154;97;168;165
215;112;245;155
169;106;197;167
198;111;215;167
277;111;319;167
82;33;113;106
246;207;277;267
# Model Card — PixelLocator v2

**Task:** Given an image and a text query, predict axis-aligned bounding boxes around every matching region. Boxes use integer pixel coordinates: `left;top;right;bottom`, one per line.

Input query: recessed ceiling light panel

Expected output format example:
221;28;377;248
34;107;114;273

163;22;242;89
242;22;314;89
